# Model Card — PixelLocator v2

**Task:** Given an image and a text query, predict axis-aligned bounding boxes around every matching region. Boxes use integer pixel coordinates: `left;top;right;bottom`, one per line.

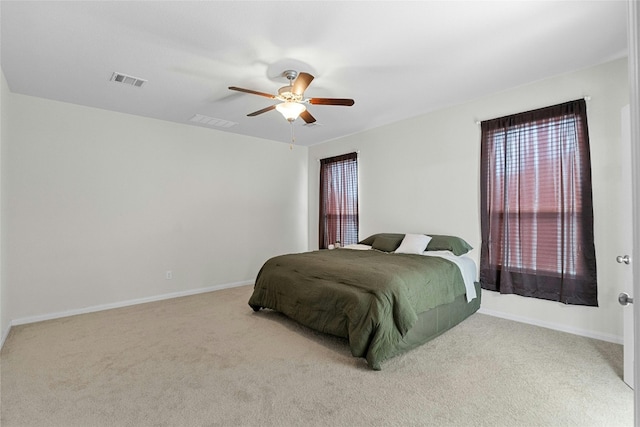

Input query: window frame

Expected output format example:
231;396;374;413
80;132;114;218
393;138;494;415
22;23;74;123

479;99;598;306
318;152;359;249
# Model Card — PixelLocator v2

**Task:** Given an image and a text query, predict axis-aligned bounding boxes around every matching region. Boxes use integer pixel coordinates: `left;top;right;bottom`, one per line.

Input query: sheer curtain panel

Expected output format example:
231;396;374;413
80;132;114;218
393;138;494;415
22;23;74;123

319;152;359;249
479;99;598;306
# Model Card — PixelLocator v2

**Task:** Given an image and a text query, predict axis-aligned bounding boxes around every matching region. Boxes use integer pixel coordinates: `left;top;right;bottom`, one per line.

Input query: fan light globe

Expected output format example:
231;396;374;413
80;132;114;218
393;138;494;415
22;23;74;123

276;102;306;122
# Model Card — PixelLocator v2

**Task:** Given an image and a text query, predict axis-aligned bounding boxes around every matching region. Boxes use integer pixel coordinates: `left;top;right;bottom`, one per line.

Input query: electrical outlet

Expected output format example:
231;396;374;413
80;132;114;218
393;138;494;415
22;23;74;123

165;270;173;280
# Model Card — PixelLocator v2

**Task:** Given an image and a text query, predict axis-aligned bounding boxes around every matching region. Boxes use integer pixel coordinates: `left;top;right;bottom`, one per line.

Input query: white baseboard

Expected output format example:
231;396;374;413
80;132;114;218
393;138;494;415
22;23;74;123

0;323;11;351
2;284;621;351
478;307;623;345
7;280;253;329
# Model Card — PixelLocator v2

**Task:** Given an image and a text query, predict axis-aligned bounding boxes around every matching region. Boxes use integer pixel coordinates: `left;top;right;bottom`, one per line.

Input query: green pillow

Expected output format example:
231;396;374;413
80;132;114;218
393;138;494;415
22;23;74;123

371;236;404;253
426;235;473;255
359;233;405;246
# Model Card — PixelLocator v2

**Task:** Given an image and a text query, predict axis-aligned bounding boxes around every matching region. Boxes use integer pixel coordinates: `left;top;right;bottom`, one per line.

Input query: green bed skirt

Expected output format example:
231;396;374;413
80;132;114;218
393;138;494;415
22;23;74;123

384;281;482;362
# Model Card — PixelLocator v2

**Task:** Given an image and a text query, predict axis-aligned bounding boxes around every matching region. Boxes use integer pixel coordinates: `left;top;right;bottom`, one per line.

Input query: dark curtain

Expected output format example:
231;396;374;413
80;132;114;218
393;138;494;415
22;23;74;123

319;152;359;249
480;99;598;306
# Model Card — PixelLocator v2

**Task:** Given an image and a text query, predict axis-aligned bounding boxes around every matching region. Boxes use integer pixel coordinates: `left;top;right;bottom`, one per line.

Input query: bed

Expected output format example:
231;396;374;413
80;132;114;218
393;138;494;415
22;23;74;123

248;233;481;370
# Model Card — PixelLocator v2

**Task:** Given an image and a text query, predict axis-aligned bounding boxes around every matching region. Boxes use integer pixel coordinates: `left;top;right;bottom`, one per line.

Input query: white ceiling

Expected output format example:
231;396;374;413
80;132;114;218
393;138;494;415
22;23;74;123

0;1;628;146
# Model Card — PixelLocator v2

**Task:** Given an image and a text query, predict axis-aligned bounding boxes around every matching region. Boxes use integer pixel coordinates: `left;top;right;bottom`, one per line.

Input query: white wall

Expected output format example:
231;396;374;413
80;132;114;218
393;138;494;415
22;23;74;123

5;91;308;323
308;58;629;343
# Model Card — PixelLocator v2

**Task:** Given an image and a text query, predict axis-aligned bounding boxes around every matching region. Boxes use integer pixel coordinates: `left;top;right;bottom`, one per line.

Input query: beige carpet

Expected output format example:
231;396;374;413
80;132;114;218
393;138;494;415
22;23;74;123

0;285;633;426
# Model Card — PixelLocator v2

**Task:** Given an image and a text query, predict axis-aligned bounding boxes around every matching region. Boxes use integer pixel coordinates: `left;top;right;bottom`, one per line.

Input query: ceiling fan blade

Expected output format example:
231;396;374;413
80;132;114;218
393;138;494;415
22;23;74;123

247;105;276;116
228;86;275;99
308;98;355;106
292;72;314;95
300;110;316;124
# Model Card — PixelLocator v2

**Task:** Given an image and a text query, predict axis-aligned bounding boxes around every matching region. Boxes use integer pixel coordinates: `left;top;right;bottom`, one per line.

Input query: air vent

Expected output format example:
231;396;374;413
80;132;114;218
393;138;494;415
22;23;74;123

110;72;146;88
189;114;237;128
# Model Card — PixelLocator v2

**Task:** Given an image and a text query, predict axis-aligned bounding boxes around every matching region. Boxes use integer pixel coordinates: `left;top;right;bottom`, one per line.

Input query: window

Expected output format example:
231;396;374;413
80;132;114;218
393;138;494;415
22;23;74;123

319;152;358;249
479;99;598;306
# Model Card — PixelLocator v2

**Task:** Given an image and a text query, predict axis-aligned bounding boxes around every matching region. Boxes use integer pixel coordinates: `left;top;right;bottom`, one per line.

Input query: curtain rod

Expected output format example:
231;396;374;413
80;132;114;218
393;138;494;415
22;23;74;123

317;150;360;162
474;96;591;125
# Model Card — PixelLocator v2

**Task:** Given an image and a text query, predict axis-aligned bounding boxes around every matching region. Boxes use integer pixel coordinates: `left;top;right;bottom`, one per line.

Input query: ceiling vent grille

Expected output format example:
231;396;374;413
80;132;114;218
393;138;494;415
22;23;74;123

110;72;146;88
190;114;238;128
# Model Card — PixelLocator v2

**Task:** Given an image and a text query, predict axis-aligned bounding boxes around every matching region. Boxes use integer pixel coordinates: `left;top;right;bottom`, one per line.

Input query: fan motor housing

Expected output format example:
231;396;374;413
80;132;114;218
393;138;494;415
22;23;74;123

277;86;302;102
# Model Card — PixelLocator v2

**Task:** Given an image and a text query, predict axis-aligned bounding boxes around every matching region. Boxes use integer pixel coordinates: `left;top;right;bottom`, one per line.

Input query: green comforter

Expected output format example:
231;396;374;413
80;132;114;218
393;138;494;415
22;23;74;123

248;249;467;369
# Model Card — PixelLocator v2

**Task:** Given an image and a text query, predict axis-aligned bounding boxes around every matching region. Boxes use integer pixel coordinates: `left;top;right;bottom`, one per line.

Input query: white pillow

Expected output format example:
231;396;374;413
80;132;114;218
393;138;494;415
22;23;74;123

394;234;432;255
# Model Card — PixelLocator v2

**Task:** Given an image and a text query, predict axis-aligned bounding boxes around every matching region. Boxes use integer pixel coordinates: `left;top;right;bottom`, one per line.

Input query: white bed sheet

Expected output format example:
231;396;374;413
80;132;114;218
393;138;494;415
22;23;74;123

421;251;477;302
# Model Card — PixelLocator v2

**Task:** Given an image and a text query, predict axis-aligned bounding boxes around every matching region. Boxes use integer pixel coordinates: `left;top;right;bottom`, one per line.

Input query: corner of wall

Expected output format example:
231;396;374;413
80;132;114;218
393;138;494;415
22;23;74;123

0;68;11;349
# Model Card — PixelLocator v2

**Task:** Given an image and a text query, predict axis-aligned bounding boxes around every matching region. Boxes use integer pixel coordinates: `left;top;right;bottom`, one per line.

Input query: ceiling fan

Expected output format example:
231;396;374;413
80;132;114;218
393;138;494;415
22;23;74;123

228;70;355;124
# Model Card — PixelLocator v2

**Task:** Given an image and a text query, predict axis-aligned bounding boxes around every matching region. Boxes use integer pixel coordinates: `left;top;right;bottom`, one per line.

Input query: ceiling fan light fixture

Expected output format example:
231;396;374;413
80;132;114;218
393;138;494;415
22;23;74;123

276;101;306;122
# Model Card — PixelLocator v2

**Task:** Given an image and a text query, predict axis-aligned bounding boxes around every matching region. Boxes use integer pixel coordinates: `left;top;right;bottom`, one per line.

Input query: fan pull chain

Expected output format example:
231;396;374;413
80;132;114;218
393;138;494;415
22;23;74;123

290;121;295;150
